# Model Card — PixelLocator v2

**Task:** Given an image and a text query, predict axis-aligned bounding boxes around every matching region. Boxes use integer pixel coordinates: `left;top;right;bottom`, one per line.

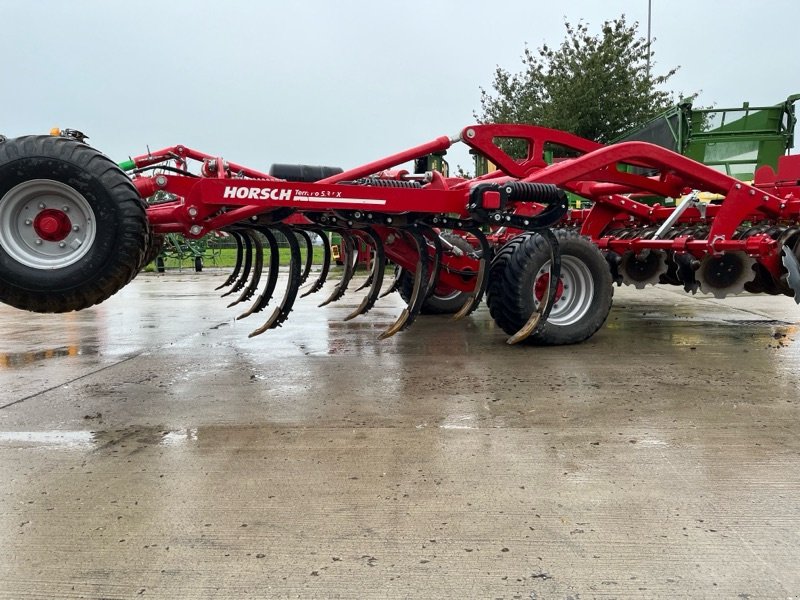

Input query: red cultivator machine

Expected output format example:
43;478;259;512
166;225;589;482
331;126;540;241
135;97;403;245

1;119;799;345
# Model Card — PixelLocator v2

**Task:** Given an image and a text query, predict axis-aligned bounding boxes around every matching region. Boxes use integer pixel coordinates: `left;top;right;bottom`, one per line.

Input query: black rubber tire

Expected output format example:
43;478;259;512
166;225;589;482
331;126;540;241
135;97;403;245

486;229;613;345
398;232;475;315
156;256;166;273
0;135;147;312
194;255;203;272
141;233;165;270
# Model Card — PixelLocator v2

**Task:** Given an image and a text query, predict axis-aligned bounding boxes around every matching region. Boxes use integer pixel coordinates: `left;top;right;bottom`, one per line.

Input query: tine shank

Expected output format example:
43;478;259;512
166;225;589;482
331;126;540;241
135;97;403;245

237;228;280;319
507;229;561;345
227;231;263;307
453;226;492;320
296;229;314;285
221;232;253;297
318;231;356;307
215;231;243;290
345;227;386;321
380;265;403;298
415;224;442;299
378;228;430;339
249;224;303;336
300;228;331;298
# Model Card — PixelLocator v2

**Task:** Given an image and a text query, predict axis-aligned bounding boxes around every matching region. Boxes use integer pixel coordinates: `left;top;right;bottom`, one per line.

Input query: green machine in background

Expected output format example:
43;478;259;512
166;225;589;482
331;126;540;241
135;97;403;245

615;94;798;180
469;94;798;183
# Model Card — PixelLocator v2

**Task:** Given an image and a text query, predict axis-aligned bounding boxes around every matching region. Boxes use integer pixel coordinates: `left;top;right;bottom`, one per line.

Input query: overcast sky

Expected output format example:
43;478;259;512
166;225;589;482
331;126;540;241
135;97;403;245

2;0;798;173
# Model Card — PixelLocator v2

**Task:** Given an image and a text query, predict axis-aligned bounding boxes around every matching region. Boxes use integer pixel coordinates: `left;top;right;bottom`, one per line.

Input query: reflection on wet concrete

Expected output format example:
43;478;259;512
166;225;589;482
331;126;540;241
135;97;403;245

0;344;97;369
0;430;94;448
0;273;799;597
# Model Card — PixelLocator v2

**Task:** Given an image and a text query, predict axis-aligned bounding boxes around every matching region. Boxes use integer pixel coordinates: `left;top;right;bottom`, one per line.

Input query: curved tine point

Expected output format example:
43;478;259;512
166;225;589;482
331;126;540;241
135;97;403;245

318;232;356;307
378;229;429;340
248;307;281;337
300;228;331;298
249;224;302;336
452;260;486;320
506;230;561;345
237;228;280;320
452;227;492;320
296;229;314;285
216;232;244;290
344;227;386;321
227;231;264;307
221;232;253;298
354;270;374;292
377;309;410;340
379;266;403;298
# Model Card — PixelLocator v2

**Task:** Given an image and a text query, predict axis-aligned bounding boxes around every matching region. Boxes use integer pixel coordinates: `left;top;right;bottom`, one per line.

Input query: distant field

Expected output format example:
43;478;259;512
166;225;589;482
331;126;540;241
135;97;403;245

144;247;330;271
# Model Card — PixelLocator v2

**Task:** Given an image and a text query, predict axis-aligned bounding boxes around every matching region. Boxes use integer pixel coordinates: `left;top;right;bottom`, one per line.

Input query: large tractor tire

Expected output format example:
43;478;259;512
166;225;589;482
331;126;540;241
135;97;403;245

0;135;148;312
141;232;165;270
486;229;613;345
397;232;476;315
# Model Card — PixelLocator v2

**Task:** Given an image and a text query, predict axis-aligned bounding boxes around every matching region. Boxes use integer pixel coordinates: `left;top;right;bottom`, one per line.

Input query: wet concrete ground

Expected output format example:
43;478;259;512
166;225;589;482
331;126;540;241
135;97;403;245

0;270;799;599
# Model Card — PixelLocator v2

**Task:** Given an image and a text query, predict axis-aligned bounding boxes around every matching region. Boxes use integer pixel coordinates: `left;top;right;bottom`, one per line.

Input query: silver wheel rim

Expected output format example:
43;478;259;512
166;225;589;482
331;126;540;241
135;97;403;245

534;255;594;326
0;179;96;269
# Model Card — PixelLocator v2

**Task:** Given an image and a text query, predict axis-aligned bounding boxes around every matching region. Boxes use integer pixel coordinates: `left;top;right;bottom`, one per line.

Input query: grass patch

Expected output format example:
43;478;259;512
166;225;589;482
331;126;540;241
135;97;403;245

143;246;330;271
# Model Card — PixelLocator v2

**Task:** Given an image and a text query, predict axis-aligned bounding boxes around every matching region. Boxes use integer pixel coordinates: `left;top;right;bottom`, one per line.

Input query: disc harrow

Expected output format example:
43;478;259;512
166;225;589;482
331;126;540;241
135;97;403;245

1;121;800;346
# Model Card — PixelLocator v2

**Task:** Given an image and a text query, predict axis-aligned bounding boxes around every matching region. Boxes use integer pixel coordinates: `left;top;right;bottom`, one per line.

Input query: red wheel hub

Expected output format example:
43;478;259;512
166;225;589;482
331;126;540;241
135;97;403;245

534;272;564;303
33;209;72;242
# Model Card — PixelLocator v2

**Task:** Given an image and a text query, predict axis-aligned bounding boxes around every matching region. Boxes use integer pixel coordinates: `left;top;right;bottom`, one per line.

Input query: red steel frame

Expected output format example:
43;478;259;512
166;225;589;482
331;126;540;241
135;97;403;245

129;124;800;290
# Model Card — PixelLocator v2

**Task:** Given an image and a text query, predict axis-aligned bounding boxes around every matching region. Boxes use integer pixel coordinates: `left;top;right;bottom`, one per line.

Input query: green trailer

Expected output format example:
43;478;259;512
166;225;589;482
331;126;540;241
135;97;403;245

615;94;798;180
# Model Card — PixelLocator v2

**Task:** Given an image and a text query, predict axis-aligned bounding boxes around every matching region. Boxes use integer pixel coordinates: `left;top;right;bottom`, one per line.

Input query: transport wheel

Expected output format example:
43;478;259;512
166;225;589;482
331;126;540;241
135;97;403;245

0;135;147;312
194;256;203;272
397;233;475;314
486;229;613;345
156;256;166;273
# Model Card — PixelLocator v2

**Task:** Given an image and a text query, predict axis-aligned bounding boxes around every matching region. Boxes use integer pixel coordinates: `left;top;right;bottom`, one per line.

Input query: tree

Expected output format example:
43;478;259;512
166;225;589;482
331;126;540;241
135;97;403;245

478;17;679;145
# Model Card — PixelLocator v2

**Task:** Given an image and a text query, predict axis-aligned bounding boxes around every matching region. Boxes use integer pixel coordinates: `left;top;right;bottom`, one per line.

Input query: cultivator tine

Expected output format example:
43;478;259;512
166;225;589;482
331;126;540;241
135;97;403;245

227;231;263;307
413;224;443;300
507;230;561;345
344;227;386;321
354;270;374;292
318;231;356;307
221;231;253;298
380;266;403;298
296;229;314;285
236;228;280;320
378;228;430;340
453;226;492;320
215;231;244;290
300;228;331;298
249;225;302;337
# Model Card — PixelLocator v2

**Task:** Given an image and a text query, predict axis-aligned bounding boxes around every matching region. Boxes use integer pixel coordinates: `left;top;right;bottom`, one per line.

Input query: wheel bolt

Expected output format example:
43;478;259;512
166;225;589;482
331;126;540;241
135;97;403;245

35;239;42;245
62;206;69;212
24;219;32;226
38;203;46;209
58;242;66;248
72;225;80;231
